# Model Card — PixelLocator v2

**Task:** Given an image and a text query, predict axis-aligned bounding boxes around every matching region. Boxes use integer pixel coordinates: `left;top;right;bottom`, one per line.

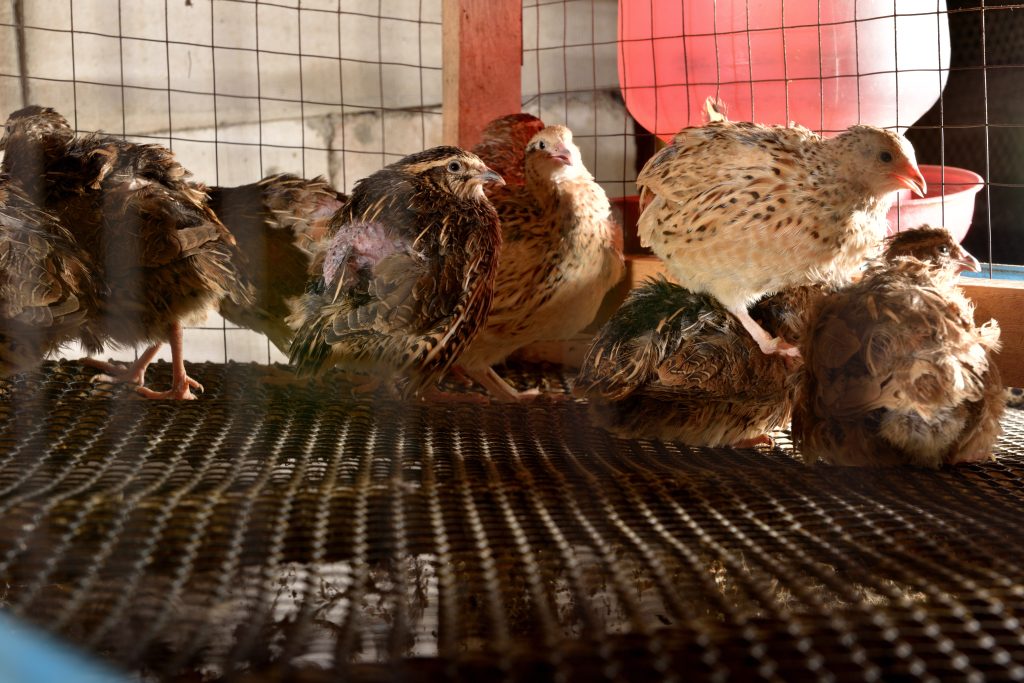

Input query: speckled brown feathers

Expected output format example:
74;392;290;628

471;113;545;188
0;177;93;375
576;276;823;446
288;146;503;397
209;173;345;353
637;117;925;357
0;105;250;398
792;226;1003;467
458;124;625;400
0;106;75;203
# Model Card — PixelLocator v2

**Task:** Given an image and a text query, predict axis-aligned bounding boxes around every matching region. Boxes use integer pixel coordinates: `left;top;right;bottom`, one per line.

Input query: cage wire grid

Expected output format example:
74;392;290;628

1;0;446;365
1;0;1024;681
1;362;1024;681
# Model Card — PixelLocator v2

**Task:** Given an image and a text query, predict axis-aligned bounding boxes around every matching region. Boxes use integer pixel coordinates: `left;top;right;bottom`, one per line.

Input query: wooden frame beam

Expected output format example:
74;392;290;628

442;0;522;149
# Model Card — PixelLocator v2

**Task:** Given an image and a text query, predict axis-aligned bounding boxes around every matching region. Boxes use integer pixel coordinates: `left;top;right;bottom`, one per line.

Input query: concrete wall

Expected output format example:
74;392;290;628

0;0;635;364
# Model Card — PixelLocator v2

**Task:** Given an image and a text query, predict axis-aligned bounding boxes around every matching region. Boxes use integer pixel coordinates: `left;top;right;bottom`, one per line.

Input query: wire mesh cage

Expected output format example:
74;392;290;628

1;1;1024;681
3;0;1021;359
909;0;1024;266
3;0;445;364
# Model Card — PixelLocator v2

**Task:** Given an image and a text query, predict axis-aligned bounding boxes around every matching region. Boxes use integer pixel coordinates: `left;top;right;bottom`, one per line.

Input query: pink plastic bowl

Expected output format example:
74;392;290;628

886;165;984;242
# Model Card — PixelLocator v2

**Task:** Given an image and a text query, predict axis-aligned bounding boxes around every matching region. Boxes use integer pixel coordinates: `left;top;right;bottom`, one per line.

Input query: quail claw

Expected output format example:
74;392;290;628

134;375;202;400
765;337;801;358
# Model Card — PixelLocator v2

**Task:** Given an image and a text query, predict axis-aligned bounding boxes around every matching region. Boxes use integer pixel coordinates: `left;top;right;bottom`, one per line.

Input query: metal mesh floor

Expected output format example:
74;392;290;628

1;361;1024;682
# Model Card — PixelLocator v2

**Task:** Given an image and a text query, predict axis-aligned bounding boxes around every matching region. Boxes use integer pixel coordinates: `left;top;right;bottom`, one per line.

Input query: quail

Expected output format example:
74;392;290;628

288;146;504;398
793;226;1003;467
0;105;250;399
637;110;925;357
576;276;822;446
457;124;624;400
208;173;345;353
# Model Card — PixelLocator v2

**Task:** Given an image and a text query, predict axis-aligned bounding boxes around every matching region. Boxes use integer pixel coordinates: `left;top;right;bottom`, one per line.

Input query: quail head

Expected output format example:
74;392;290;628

471;113;546;189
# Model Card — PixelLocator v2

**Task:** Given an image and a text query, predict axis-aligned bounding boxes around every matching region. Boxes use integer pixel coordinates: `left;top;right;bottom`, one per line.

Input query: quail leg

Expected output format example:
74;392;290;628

419;386;492;404
954;451;995;464
729;304;801;358
445;365;477;389
134;322;203;400
349;376;383;397
465;367;543;402
82;343;163;387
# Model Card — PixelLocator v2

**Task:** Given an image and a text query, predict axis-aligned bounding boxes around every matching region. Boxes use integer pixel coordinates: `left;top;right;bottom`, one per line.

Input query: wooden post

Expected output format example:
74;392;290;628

442;0;522;149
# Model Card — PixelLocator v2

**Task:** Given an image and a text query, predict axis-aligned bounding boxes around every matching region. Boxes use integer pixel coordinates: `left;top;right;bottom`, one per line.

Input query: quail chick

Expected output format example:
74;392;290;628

0;176;93;376
636;116;926;357
575;276;822;446
792;226;1003;467
471;113;545;188
458;125;625;401
288;147;503;397
208;173;346;353
0;105;250;399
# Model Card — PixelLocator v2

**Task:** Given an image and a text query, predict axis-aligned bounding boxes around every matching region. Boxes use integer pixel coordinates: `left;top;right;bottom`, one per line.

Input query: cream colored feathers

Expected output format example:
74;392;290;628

459;124;624;401
637;115;925;357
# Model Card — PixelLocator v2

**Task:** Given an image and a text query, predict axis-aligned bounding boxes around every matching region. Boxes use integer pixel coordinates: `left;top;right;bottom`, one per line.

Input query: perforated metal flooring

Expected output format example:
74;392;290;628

1;361;1024;682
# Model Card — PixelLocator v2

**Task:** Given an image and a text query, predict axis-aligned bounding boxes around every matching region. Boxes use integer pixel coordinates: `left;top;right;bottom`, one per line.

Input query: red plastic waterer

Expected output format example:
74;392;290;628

617;0;951;139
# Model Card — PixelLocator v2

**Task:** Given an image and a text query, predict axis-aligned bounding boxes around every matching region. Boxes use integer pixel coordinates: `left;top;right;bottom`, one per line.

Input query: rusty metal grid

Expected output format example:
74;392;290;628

1;361;1023;682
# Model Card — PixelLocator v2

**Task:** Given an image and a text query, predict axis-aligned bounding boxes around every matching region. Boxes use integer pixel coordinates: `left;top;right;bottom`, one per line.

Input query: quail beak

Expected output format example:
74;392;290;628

476;168;504;187
955;250;982;274
549;142;573;166
891;162;927;198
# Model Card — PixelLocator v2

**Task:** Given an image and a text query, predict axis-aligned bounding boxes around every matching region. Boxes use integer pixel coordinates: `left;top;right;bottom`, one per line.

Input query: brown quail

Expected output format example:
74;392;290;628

793;226;1003;467
575;276;823;447
458;124;624;401
208;173;345;353
287;146;504;398
0;105;250;399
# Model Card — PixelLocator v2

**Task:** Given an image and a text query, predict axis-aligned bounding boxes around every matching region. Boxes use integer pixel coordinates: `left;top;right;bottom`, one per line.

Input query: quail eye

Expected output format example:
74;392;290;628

879;151;894;163
447;160;462;173
537;140;547;150
938;245;950;255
